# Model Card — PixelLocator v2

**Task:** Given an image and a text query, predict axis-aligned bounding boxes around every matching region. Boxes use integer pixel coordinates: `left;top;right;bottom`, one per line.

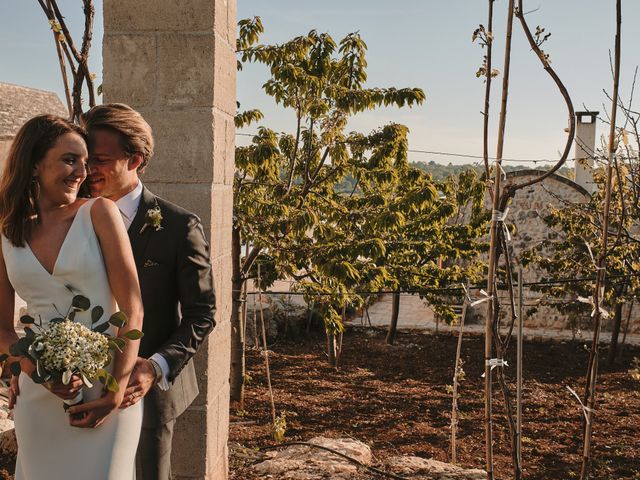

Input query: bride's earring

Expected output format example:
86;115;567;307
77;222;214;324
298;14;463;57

29;177;40;211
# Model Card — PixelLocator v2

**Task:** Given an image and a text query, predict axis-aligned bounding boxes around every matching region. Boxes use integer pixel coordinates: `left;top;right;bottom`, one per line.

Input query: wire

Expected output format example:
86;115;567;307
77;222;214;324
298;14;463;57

237;131;640;165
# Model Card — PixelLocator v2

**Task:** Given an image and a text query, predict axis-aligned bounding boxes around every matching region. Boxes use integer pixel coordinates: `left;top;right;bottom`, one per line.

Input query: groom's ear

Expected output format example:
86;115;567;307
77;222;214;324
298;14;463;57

128;153;144;172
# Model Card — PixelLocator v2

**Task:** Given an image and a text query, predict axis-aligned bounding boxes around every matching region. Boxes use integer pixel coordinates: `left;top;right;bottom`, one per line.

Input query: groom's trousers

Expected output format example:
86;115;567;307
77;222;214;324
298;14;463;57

136;420;176;480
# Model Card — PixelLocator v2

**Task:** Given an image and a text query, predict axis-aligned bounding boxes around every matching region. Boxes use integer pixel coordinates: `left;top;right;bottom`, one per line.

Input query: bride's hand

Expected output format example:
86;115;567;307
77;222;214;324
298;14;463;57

8;375;19;409
47;375;83;401
66;390;124;428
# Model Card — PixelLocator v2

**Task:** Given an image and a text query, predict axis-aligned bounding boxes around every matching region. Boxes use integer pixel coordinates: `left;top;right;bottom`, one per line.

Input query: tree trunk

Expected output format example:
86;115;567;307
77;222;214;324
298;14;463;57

607;301;624;366
327;332;337;368
230;227;245;404
385;291;401;345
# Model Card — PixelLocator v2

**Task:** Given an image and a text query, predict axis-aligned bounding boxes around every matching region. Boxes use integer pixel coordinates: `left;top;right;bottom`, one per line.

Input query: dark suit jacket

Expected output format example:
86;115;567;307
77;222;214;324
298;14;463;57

128;187;216;426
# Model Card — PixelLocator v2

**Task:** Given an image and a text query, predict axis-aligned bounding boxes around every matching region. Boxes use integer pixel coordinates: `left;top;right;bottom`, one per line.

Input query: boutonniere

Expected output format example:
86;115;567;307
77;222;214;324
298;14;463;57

140;206;163;234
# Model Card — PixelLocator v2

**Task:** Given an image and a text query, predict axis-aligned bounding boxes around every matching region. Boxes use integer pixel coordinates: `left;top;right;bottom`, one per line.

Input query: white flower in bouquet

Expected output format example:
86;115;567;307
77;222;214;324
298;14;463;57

1;293;143;409
36;320;110;383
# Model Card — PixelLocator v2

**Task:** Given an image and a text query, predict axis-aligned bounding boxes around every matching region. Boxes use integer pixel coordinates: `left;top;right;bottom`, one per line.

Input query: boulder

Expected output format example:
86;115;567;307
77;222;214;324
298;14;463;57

252;436;372;479
385;455;486;479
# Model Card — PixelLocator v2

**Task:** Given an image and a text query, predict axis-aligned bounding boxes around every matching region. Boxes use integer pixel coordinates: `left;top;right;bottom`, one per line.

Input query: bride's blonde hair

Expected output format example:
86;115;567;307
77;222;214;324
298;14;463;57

0;115;86;247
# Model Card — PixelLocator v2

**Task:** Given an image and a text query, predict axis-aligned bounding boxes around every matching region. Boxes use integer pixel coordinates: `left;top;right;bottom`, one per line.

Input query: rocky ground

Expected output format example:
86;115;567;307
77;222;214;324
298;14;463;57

230;327;640;479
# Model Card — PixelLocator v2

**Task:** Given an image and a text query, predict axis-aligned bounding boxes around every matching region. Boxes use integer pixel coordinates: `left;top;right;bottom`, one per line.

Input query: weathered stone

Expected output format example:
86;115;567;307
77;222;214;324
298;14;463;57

157;34;215;108
252;437;372;479
105;0;214;32
385;455;486;479
102;35;156;107
0;420;16;456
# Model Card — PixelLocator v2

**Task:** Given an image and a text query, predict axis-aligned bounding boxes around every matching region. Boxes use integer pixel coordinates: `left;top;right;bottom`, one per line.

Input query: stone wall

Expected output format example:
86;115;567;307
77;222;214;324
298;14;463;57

469;170;639;334
103;0;235;478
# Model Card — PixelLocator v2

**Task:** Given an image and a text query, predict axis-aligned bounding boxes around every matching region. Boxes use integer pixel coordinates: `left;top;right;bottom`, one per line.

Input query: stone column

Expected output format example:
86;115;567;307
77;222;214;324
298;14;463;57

102;1;235;478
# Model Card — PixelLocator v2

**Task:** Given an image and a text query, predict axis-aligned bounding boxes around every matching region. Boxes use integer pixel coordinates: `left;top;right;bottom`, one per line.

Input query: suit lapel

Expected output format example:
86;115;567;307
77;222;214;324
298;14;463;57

129;186;158;267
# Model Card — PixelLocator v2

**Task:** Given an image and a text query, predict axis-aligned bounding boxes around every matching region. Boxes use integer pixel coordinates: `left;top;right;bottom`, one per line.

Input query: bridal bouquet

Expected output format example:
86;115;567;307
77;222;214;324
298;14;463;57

1;294;143;408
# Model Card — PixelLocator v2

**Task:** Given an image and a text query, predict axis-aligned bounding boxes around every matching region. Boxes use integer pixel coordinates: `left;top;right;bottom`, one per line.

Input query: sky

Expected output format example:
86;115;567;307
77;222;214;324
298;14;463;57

1;1;639;166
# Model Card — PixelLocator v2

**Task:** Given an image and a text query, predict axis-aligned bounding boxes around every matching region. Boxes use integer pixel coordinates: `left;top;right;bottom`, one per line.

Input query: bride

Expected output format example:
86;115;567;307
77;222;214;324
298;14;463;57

0;115;143;479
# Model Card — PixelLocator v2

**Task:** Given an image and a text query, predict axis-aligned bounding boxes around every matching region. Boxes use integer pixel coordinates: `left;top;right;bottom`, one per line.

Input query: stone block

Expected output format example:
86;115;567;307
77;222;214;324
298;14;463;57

103;35;156;107
158;34;215;108
207;447;229;480
216;387;230;457
223;116;236;186
141;110;215;183
214;0;232;46
105;0;214;32
212;113;231;185
213;39;237;116
171;406;208;478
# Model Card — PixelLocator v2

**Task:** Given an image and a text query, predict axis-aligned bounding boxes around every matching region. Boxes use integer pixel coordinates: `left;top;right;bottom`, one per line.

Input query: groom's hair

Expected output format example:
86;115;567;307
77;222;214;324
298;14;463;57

81;103;154;173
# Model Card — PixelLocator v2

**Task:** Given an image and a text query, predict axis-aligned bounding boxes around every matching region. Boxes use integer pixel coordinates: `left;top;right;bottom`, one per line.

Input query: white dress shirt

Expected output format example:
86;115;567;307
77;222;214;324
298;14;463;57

115;182;170;390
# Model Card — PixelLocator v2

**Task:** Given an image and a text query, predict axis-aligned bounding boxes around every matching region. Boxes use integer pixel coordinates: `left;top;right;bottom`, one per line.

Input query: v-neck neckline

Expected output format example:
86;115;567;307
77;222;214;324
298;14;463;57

26;201;88;277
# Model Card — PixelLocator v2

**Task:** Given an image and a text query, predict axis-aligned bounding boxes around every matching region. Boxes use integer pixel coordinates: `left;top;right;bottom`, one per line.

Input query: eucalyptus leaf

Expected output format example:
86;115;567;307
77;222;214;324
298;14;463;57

24;327;36;339
91;306;104;324
72;295;90;311
31;370;46;384
81;373;93;388
122;329;144;340
109;338;126;352
20;315;35;324
9;361;21;376
68;310;76;321
104;373;119;392
49;317;65;324
96;368;108;382
93;321;111;334
0;354;7;362
108;312;128;328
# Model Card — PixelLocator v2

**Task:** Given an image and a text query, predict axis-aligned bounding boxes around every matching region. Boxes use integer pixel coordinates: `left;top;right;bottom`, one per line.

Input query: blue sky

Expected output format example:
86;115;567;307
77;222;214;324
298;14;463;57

1;1;639;165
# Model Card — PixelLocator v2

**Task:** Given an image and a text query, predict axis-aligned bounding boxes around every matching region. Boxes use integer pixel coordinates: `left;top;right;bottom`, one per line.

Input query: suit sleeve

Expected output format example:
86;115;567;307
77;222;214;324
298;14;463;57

156;215;216;382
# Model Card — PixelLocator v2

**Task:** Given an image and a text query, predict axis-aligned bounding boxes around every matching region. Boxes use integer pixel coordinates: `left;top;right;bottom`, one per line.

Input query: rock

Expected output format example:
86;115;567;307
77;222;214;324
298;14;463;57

0;419;16;456
252;436;372;479
385;456;486;479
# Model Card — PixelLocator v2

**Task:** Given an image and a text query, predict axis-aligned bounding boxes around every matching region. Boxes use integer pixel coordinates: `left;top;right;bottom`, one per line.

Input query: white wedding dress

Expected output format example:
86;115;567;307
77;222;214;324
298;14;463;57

2;199;142;480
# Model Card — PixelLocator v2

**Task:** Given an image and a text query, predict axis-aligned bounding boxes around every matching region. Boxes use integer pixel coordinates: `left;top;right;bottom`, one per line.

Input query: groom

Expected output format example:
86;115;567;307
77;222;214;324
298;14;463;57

80;104;216;479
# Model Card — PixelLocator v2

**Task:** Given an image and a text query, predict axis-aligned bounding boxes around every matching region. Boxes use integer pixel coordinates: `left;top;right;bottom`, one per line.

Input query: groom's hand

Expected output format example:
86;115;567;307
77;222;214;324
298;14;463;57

119;357;155;409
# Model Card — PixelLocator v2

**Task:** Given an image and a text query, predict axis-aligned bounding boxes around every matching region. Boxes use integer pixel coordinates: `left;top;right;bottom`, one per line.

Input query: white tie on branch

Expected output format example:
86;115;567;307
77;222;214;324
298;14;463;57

566;385;593;425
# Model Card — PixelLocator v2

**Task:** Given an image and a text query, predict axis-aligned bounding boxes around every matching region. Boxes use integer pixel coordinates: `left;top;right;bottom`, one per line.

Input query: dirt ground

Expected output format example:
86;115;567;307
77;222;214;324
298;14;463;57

230;327;640;480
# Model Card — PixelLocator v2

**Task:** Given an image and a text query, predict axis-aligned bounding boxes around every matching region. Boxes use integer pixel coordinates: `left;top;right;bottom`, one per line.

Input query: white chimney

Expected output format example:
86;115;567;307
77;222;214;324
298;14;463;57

574;111;598;194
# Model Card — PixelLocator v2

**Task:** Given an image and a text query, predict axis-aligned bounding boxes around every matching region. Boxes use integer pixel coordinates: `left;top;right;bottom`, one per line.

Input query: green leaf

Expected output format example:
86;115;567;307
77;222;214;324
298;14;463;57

108;312;128;328
20;315;35;324
49;317;65;324
9;361;21;376
121;330;144;340
104;373;119;392
68;310;76;321
72;295;90;311
93;322;111;334
109;338;126;353
24;327;36;340
91;306;104;324
0;354;8;362
96;368;109;382
31;370;46;384
9;337;31;356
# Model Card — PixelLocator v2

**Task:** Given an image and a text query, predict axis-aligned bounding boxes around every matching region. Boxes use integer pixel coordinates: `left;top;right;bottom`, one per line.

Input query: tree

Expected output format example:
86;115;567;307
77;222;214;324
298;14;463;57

232;18;426;401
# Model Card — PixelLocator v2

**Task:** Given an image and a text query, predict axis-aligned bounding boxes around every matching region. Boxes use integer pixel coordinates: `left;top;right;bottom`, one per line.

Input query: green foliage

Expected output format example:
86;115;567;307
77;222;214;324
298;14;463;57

235;19;488;332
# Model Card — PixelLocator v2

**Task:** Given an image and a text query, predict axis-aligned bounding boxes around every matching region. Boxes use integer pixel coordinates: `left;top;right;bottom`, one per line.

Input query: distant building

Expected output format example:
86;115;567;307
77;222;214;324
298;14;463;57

0;82;68;168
